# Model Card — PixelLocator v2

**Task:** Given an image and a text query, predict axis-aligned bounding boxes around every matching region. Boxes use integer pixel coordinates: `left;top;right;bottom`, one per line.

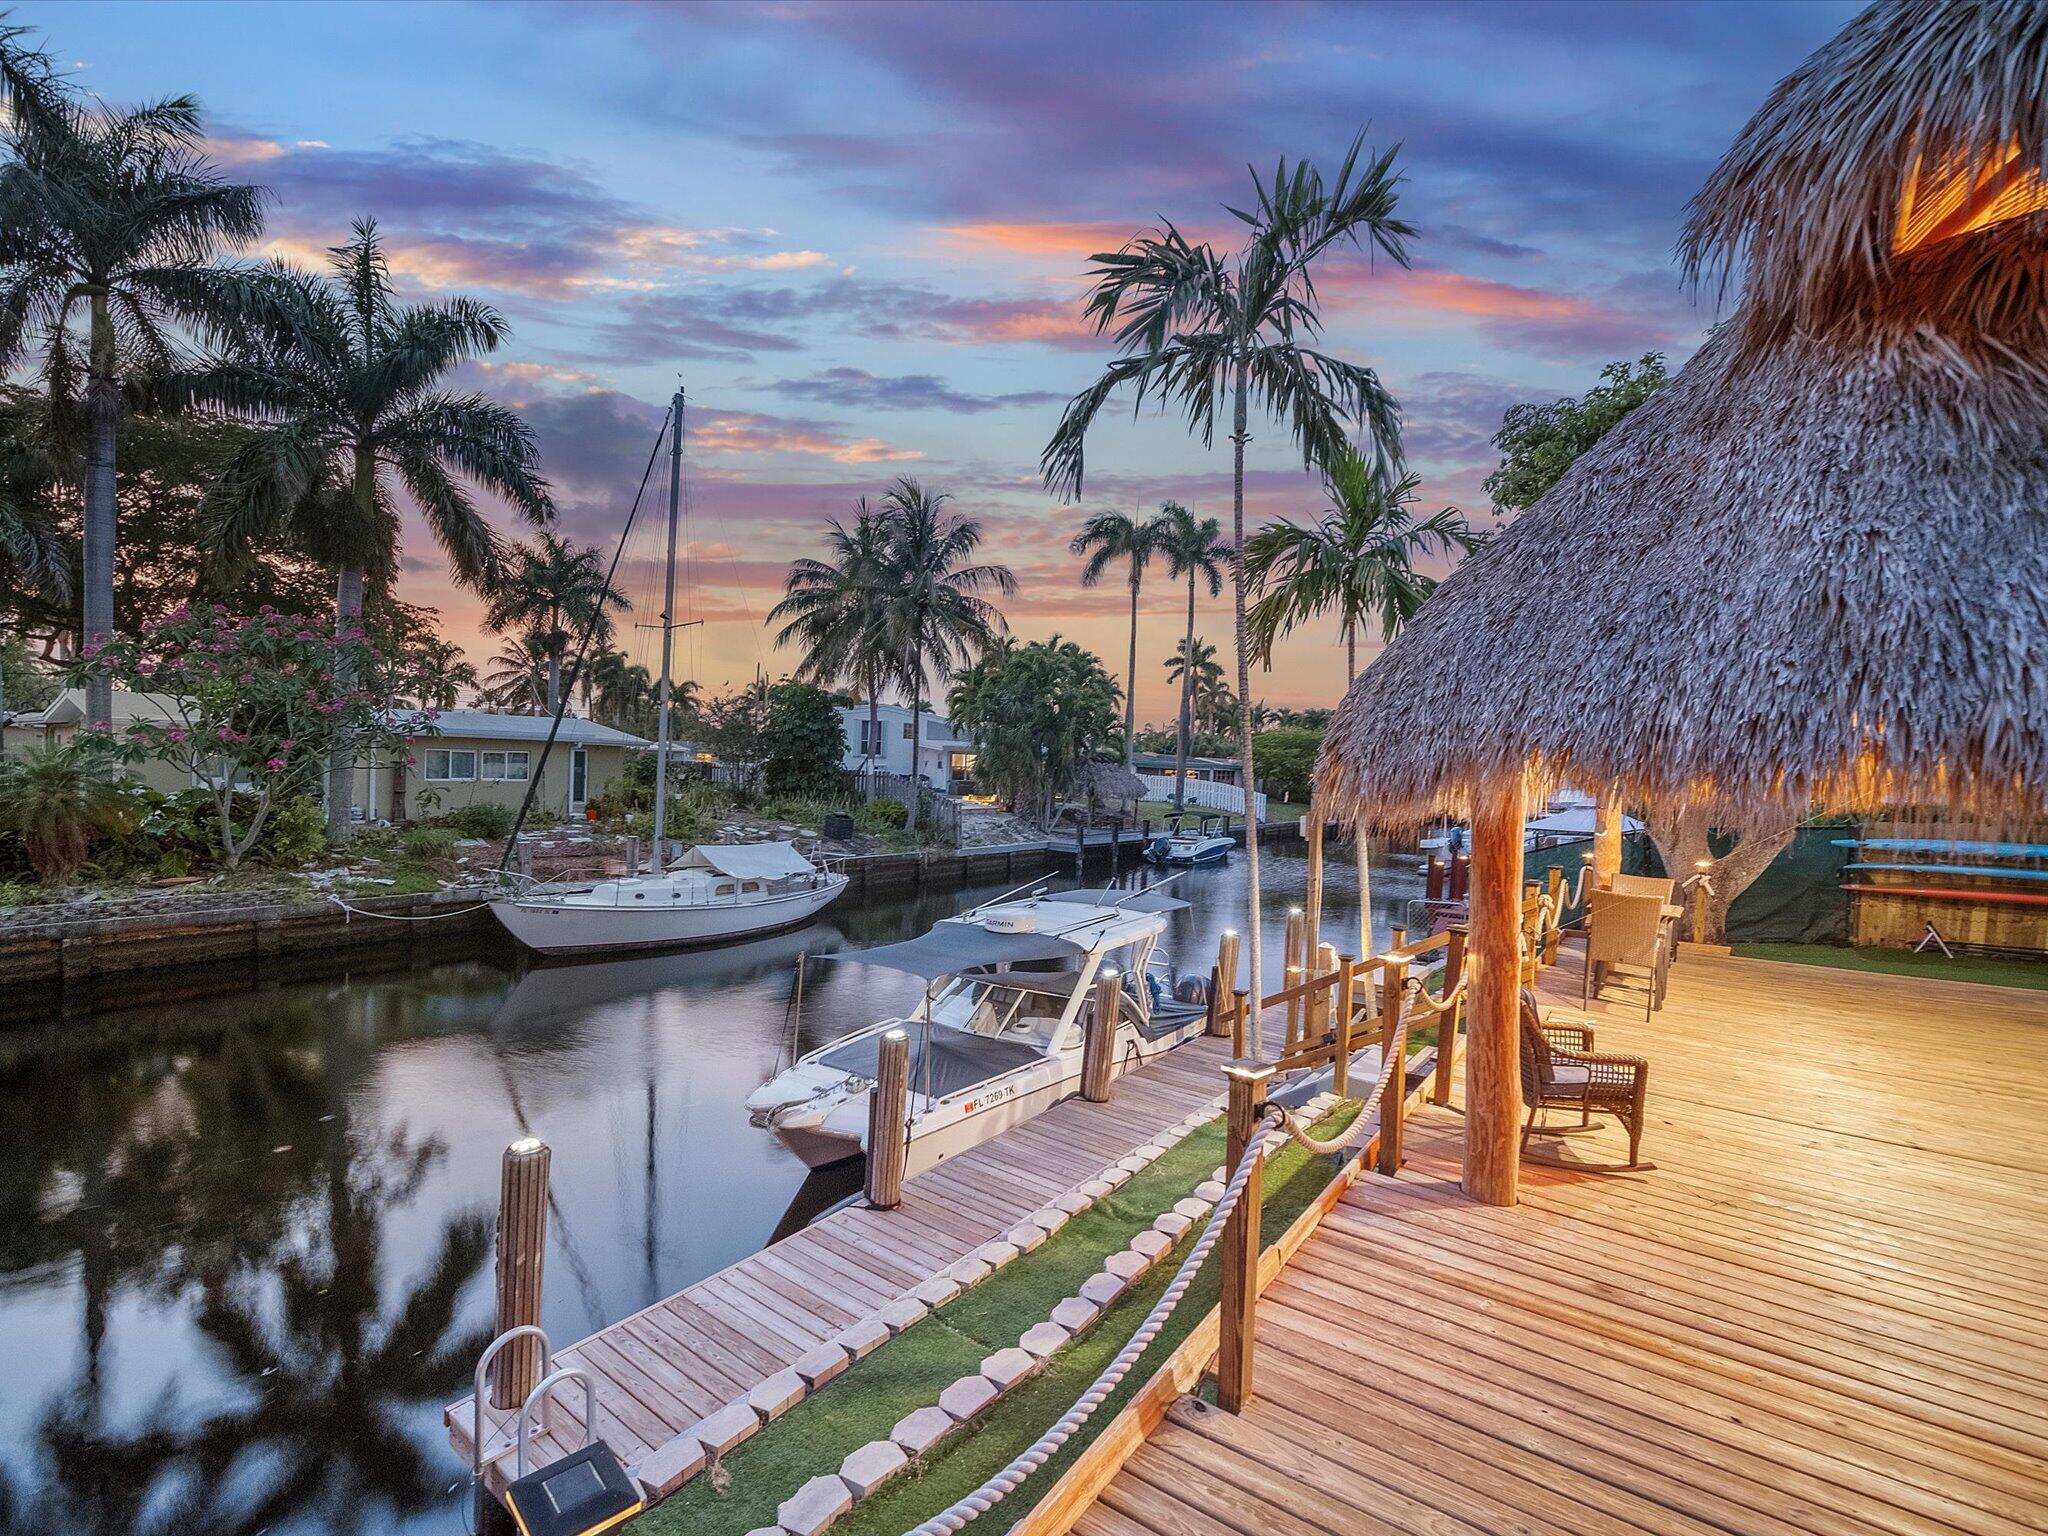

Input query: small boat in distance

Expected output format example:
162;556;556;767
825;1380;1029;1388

746;884;1209;1177
1145;812;1234;865
491;841;847;956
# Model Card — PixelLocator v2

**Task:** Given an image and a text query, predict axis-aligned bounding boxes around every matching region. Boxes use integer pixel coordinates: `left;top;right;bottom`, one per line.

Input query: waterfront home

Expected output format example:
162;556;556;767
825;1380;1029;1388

1129;750;1242;785
836;701;975;792
353;709;649;825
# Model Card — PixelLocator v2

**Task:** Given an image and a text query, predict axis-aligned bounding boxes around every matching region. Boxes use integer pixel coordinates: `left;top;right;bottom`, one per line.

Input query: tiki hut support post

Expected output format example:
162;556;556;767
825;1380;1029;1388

1593;792;1624;888
1465;773;1525;1206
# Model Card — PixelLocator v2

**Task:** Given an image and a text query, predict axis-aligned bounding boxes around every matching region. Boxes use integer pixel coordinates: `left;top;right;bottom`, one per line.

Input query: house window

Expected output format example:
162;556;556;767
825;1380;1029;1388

480;750;531;781
858;719;874;756
425;749;476;782
903;722;914;739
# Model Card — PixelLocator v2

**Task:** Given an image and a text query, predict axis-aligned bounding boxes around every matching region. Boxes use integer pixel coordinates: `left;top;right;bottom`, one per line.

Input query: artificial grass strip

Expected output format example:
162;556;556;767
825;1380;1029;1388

1732;941;2048;991
839;1100;1364;1536
637;1100;1361;1536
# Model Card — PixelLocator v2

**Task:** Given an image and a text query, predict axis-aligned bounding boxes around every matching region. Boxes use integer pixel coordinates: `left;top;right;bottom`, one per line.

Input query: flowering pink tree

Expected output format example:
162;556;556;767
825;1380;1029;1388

69;605;442;869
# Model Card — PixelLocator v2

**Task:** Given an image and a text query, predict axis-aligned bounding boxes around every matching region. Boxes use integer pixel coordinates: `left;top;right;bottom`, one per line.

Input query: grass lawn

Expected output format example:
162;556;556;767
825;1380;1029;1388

1732;941;2048;991
639;1099;1362;1536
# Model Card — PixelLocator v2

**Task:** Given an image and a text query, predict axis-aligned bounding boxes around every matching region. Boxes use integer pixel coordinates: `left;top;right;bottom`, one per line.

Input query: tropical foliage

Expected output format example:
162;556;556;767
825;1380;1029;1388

1251;725;1324;804
0;738;138;883
761;680;847;799
1164;636;1232;734
1245;447;1485;681
483;531;628;714
1069;508;1165;769
948;637;1121;824
1153;501;1230;808
1044;131;1412;1051
197;219;552;840
0;29;264;725
770;499;895;778
70;604;442;868
1484;353;1668;514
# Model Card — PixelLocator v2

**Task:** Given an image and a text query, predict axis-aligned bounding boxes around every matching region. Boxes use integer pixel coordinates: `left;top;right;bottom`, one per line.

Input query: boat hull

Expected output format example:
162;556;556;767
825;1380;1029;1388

490;875;847;955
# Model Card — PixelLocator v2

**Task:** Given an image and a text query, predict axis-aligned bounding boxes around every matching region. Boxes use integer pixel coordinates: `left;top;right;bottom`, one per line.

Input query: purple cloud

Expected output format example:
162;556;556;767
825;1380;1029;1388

763;368;1062;414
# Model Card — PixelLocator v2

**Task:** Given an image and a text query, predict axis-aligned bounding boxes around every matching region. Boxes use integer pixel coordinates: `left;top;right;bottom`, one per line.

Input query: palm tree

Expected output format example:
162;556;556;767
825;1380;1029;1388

1154;502;1229;810
1165;636;1230;733
1043;132;1411;1052
876;479;1015;831
0;739;138;885
0;33;264;724
1069;507;1165;769
477;631;550;712
1245;448;1484;682
199;220;552;843
584;649;655;734
770;499;895;783
483;531;628;715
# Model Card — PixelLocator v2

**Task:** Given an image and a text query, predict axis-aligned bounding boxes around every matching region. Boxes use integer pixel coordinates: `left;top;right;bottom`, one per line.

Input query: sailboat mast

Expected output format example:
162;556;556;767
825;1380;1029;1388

650;387;685;870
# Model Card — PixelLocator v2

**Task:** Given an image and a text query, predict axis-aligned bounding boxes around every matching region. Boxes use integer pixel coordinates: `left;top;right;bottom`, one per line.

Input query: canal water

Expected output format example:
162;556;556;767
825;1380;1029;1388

0;843;1416;1534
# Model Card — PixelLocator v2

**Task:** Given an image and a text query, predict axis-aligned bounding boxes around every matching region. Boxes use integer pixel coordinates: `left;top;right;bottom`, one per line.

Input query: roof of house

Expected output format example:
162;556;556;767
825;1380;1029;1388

395;709;651;748
30;687;183;728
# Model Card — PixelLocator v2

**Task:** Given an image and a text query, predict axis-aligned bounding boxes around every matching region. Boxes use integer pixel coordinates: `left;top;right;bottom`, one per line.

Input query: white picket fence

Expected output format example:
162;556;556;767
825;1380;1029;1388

1136;773;1268;821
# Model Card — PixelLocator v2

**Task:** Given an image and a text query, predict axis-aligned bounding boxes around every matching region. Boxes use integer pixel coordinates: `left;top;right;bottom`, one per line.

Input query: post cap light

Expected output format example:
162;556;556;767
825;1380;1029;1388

509;1137;545;1156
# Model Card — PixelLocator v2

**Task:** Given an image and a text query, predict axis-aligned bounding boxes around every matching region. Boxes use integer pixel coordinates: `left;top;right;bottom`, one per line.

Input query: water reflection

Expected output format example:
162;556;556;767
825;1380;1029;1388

0;849;1413;1533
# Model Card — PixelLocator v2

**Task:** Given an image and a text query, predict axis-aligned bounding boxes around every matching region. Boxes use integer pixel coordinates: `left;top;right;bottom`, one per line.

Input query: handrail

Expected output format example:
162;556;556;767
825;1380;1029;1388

472;1325;552;1478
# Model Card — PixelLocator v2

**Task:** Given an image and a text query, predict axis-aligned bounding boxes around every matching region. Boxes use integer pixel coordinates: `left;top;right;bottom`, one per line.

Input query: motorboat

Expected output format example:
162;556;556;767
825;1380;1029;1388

1144;812;1233;865
745;884;1209;1176
490;841;847;956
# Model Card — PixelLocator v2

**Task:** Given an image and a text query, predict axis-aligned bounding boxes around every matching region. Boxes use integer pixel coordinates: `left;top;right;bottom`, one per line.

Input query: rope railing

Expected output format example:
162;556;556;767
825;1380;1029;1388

900;1041;1406;1536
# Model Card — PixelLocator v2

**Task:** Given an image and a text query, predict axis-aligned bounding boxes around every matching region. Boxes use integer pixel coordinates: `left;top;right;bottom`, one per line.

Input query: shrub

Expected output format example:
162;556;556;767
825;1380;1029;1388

759;796;831;827
257;795;326;867
0;879;30;907
762;682;847;799
855;797;907;833
0;742;141;884
403;825;459;859
443;802;515;840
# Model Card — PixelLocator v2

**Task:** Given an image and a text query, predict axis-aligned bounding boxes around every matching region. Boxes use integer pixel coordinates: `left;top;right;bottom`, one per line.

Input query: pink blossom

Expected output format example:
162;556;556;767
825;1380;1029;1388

265;757;285;770
136;660;156;676
166;727;189;745
277;738;295;750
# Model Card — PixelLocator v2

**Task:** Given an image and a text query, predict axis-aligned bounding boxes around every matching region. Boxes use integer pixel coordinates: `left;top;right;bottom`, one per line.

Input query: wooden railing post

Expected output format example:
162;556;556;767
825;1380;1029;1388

1208;930;1240;1038
1377;959;1409;1176
1081;970;1119;1102
1314;940;1338;1045
865;1029;910;1209
1433;924;1468;1106
492;1138;550;1411
1217;1062;1273;1415
1303;797;1324;964
1542;866;1565;965
1230;989;1249;1060
1333;956;1358;1097
1282;908;1305;1046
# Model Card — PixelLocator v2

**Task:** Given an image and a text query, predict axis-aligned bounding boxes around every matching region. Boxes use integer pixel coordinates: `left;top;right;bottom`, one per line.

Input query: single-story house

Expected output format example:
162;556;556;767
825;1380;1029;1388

355;709;650;824
3;687;201;794
835;702;975;794
1131;751;1243;785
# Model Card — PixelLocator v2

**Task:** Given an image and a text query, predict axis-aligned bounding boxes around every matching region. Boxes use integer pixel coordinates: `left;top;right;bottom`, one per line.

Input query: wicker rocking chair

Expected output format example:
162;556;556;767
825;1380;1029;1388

1519;989;1649;1167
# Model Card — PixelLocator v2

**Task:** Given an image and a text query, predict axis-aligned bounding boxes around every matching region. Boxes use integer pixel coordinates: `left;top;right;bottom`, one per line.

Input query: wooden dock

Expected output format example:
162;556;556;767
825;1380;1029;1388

1070;949;2048;1536
448;1035;1237;1496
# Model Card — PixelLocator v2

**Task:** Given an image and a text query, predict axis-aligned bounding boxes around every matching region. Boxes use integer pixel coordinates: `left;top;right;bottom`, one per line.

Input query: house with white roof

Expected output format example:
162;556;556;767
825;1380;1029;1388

354;708;650;823
834;702;974;794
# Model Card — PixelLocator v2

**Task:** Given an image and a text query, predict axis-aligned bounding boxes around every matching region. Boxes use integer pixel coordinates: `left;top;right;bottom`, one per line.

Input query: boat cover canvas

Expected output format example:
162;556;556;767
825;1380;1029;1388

819;1028;1042;1099
1041;887;1190;914
834;922;1084;979
674;841;818;880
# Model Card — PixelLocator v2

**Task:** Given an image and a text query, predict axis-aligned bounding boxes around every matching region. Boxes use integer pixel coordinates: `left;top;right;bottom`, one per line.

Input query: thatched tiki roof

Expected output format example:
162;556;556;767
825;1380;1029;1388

1318;0;2048;829
1071;760;1147;805
1317;0;2048;1208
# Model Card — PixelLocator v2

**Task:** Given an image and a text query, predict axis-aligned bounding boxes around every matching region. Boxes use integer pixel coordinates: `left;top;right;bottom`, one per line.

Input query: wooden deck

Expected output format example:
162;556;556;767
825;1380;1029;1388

449;1035;1235;1492
1075;949;2048;1536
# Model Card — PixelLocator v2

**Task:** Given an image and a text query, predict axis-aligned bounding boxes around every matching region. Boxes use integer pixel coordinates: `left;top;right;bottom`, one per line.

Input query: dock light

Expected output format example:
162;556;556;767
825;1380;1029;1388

1288;906;1303;917
509;1136;544;1156
502;1443;642;1536
1223;927;1238;937
884;1026;906;1041
1695;858;1713;871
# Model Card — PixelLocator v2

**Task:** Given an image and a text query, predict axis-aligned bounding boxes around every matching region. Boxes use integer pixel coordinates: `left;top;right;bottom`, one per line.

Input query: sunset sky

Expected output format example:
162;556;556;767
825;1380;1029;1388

46;0;1856;724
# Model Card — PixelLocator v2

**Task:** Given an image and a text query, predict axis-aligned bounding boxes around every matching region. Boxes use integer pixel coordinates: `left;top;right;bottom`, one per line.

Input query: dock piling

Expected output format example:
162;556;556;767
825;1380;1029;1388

865;1029;910;1210
492;1138;551;1412
1081;971;1119;1102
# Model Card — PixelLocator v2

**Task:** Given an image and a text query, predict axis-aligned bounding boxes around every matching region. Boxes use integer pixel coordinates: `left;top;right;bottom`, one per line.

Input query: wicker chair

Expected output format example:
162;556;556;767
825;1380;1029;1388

1582;888;1668;1018
1519;988;1649;1167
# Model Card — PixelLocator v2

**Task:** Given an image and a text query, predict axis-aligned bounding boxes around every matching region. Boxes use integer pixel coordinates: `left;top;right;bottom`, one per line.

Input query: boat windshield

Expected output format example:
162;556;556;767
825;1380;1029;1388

930;972;1077;1049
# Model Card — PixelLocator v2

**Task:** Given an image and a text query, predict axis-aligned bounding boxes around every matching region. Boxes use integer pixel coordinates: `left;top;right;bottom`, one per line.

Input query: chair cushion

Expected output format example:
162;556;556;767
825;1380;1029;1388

1549;1063;1591;1089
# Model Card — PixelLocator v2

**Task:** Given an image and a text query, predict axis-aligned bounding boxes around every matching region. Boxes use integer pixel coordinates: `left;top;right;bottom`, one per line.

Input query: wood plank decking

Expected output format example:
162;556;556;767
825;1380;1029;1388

1075;950;2048;1536
448;1035;1236;1492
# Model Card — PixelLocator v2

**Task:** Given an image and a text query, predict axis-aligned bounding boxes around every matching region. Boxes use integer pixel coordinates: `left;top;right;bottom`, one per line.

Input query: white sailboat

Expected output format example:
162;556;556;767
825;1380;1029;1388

489;389;848;956
745;884;1209;1177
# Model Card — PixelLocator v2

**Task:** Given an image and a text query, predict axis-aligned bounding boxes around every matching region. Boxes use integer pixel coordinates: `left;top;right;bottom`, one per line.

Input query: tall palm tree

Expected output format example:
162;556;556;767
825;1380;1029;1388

478;632;549;712
876;478;1014;831
0;32;264;724
483;530;628;715
200;220;552;842
1043;132;1412;1049
770;498;895;782
1069;506;1164;769
1245;448;1484;681
1155;501;1229;810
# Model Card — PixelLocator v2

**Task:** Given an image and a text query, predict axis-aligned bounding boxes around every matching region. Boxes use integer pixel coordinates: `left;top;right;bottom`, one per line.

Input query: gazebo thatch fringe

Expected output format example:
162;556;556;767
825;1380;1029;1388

1315;315;2048;832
